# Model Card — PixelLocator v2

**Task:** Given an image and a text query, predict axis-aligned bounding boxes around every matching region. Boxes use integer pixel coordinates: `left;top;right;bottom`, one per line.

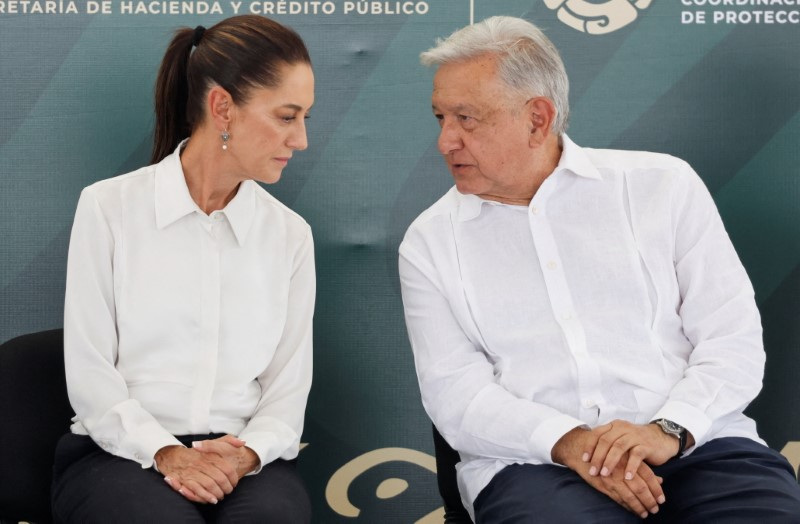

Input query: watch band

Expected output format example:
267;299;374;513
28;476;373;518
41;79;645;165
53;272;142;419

676;426;687;456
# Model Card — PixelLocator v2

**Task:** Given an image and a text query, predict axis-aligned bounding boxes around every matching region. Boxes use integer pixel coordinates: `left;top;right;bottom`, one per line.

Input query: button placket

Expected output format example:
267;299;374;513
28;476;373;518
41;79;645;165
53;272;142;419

528;184;607;421
189;223;221;433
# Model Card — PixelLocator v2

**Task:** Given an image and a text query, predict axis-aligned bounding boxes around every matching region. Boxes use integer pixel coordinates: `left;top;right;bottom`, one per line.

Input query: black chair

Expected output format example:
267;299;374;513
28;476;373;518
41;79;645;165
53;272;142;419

0;329;72;524
433;425;474;523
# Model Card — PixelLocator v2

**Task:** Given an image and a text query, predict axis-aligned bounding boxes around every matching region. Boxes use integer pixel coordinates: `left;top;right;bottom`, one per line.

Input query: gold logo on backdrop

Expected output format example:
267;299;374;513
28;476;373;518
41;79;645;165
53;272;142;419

326;447;444;523
781;441;800;479
544;0;652;34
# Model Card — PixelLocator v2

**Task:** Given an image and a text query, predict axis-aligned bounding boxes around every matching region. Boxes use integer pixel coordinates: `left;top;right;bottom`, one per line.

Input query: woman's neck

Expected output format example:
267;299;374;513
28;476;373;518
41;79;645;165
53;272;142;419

179;131;242;215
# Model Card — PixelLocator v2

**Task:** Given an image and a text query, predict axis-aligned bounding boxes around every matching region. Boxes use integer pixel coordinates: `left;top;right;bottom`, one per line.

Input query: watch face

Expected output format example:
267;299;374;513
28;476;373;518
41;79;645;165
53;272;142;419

658;419;683;435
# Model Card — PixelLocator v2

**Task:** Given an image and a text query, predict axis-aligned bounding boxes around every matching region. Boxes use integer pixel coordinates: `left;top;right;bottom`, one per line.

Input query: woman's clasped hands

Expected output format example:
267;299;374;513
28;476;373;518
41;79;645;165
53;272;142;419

155;435;261;504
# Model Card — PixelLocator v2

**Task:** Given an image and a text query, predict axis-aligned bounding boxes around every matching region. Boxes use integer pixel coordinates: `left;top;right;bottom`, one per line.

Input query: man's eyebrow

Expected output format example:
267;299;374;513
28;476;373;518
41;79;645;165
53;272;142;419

431;103;478;114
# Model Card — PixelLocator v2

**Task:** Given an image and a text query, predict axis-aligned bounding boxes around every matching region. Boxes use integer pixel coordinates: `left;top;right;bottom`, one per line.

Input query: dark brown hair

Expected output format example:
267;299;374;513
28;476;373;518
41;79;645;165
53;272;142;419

151;15;311;163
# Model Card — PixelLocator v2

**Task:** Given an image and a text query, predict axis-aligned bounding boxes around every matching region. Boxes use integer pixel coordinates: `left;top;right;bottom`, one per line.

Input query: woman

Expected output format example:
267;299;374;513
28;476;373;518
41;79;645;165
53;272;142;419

53;15;315;522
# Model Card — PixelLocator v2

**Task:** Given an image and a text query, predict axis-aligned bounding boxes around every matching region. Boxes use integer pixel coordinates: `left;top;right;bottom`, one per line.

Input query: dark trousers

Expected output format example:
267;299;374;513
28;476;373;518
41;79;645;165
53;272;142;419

474;437;800;523
51;433;311;524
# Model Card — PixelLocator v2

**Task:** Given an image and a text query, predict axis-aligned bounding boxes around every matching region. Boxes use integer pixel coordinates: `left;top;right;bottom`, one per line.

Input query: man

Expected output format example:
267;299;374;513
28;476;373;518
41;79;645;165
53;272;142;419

399;16;800;523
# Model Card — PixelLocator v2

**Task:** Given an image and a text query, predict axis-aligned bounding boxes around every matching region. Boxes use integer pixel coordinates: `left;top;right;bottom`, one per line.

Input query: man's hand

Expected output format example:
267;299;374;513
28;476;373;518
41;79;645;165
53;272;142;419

155;444;239;504
583;420;691;482
553;427;665;518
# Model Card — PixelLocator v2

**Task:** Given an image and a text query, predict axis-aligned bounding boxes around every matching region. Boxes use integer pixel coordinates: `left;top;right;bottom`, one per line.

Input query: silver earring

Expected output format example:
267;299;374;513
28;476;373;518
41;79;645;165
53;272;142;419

221;130;230;150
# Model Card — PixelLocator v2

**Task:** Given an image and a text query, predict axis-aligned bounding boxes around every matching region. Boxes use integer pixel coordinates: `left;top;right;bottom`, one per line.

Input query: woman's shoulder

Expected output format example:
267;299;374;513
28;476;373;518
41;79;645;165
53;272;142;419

82;163;157;201
250;182;310;232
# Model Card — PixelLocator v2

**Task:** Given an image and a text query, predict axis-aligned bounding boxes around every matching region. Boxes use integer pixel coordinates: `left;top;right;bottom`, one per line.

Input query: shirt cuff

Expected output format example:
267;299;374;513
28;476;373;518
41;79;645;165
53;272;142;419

122;421;183;469
236;432;282;475
651;400;712;452
529;414;587;465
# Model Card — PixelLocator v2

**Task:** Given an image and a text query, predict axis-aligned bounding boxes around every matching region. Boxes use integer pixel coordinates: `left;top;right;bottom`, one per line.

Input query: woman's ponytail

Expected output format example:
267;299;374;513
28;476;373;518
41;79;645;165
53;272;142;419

151;28;194;164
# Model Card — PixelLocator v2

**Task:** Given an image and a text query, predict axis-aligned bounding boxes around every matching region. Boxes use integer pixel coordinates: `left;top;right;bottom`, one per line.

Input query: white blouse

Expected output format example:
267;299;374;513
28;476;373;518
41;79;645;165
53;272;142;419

399;135;764;512
64;142;315;472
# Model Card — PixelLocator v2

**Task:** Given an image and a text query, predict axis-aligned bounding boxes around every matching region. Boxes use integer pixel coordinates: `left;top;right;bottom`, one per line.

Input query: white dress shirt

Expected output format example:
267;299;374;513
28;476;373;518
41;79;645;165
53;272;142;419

64;141;315;472
399;135;764;514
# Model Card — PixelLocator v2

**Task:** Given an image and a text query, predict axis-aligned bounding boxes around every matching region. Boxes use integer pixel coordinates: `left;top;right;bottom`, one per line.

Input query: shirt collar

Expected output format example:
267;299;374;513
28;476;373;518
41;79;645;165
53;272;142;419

455;134;601;222
154;139;255;246
155;140;198;230
221;180;255;246
553;134;603;181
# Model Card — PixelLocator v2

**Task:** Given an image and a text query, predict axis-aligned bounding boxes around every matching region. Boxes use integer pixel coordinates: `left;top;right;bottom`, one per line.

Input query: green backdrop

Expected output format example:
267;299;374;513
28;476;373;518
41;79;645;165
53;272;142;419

1;1;798;521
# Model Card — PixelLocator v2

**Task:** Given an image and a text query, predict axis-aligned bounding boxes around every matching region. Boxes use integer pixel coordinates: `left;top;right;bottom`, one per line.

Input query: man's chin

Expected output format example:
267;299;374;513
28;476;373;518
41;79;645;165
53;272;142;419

453;180;479;195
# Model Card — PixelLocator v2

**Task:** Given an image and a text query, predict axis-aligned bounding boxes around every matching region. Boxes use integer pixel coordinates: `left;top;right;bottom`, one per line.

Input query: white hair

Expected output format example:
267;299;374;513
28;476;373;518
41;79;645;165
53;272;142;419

421;16;570;135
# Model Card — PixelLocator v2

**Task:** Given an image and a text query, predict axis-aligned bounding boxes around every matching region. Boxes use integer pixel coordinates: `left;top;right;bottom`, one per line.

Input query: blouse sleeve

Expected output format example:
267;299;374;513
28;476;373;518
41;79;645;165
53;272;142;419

238;225;315;472
64;187;181;468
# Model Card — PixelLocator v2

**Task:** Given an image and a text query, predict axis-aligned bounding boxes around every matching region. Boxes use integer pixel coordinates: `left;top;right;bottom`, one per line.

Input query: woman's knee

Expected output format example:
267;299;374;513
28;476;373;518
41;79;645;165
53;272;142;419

217;460;311;523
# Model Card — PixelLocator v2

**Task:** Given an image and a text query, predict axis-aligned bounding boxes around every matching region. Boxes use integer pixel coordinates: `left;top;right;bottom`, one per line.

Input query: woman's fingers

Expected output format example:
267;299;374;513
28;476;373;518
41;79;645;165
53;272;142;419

165;475;210;504
182;471;225;504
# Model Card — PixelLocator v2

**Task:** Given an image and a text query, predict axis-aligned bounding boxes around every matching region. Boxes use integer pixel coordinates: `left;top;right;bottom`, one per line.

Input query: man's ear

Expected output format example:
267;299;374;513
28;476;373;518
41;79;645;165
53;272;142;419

207;86;234;131
526;97;557;147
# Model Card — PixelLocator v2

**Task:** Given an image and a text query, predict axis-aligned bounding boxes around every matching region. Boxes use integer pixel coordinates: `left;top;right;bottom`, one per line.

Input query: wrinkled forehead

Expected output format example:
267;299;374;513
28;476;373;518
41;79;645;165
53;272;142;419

431;55;518;112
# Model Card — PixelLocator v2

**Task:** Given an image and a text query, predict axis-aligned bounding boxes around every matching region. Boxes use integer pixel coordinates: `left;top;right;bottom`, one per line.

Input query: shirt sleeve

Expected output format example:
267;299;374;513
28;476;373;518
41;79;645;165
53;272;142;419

651;164;764;449
238;226;315;473
64;188;182;468
399;233;584;465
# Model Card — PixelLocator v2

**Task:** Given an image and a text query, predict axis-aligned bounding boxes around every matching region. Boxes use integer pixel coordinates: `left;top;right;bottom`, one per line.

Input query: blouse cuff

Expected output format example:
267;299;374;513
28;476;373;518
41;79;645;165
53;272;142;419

123;421;183;469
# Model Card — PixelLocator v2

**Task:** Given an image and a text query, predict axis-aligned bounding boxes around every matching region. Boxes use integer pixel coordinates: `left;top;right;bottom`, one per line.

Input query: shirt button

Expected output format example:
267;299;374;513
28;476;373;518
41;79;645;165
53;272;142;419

530;205;539;215
547;261;557;270
583;399;595;408
562;313;572;321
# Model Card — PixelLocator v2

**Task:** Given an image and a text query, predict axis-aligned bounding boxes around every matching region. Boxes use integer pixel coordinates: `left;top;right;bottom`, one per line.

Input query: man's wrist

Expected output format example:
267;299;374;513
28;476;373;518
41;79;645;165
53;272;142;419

651;419;687;457
551;426;589;466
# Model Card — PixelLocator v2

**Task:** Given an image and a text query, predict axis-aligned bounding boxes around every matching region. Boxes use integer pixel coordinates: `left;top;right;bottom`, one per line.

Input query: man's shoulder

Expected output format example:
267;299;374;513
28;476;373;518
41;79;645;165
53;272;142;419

406;186;461;232
582;146;692;174
400;187;461;254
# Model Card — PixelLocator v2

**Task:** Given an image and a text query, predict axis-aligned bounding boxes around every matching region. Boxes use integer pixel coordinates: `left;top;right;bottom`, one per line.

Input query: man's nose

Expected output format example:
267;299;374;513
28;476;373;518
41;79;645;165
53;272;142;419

437;120;463;155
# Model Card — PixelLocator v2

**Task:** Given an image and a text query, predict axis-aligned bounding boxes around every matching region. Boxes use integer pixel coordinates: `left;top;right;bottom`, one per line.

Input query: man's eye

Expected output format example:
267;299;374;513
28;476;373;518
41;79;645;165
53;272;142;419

457;114;472;122
282;116;296;123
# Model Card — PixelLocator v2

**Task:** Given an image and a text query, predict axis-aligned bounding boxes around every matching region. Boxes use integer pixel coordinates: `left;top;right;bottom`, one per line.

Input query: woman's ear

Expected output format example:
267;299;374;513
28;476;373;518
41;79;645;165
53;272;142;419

207;86;234;131
526;97;557;147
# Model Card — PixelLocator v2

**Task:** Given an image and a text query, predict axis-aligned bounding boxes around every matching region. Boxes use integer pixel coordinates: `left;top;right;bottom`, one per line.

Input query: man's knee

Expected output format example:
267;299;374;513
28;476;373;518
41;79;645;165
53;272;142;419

655;438;800;522
474;464;637;524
